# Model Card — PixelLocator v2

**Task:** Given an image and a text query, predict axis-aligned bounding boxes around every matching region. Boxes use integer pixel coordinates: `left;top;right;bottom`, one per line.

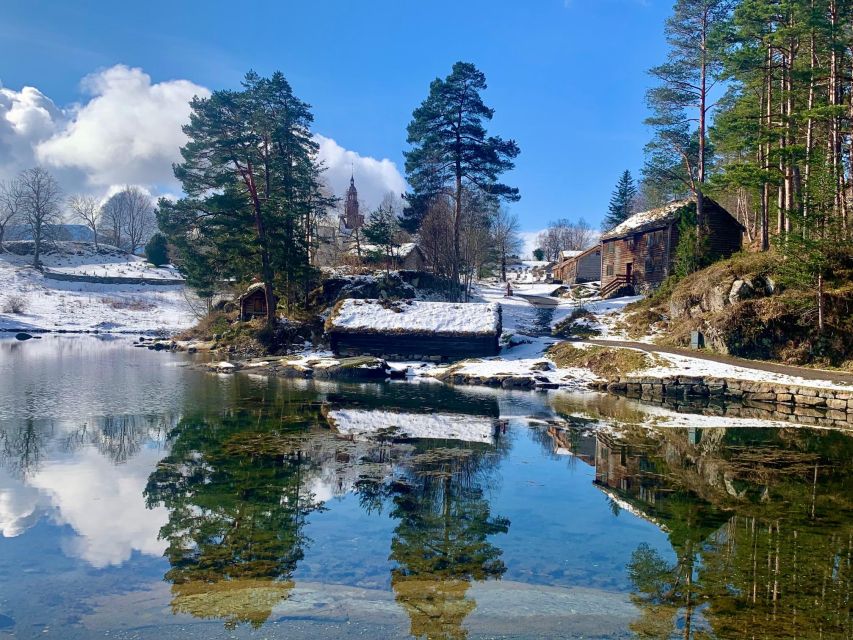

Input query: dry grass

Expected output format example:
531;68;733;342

552;308;601;339
99;297;155;311
1;295;27;314
547;342;664;379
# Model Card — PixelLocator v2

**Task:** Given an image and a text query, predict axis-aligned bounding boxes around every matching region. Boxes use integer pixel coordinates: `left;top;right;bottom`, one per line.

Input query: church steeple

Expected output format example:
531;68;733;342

343;172;364;230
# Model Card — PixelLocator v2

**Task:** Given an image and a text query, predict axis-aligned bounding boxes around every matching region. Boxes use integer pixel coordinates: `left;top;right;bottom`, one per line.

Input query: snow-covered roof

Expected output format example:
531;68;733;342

600;199;693;240
327;299;501;336
238;282;268;300
559;250;583;260
349;242;421;258
326;409;496;444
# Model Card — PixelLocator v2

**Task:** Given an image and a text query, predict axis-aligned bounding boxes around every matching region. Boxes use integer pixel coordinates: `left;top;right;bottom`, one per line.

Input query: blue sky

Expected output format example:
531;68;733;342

0;0;672;233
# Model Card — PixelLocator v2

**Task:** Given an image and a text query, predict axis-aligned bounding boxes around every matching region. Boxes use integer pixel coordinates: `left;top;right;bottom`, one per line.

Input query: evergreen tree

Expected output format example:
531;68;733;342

144;232;169;266
644;0;734;241
362;197;400;272
602;170;638;230
404;62;520;300
158;71;330;325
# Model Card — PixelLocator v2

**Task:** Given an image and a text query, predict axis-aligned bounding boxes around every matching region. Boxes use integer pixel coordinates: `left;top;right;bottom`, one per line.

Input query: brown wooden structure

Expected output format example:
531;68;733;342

238;283;276;321
552;245;602;284
326;300;502;362
599;198;743;298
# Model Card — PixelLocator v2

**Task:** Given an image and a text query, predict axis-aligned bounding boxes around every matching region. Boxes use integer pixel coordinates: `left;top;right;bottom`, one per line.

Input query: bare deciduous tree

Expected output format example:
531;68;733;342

0;179;24;252
121;187;156;254
67;194;101;250
18;167;63;267
491;207;522;282
537;218;595;262
100;186;155;253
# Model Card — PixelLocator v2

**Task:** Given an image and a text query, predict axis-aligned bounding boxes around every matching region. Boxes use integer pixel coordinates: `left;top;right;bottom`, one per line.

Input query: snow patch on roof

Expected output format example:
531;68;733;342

328;299;501;335
601;199;692;240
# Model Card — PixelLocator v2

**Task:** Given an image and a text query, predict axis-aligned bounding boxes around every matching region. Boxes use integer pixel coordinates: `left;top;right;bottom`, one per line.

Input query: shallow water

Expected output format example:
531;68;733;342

0;336;850;639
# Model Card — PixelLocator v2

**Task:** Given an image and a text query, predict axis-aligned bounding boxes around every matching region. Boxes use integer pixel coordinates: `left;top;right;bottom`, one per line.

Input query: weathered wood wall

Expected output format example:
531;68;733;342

330;331;500;361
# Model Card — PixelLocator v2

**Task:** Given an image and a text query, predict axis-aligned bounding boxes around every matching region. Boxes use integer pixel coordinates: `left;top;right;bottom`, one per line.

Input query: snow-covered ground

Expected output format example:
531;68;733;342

641;351;853;391
0;243;197;334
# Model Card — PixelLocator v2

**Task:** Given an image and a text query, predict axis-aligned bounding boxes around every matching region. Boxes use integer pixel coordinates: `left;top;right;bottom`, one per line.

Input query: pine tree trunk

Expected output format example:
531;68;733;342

453;165;462;303
696;9;708;243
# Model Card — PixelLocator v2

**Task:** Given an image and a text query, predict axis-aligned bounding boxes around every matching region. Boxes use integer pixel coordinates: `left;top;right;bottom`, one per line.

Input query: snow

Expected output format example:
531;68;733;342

559;250;583;260
601;199;691;239
644;351;853;392
329;299;501;335
0;243;197;333
349;242;419;258
326;409;497;443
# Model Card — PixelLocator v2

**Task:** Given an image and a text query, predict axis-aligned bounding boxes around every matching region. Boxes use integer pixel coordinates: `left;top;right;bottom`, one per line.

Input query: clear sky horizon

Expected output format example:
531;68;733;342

1;0;673;236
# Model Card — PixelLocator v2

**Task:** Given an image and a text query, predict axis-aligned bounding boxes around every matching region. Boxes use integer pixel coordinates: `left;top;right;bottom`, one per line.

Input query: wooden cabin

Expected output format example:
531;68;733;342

599;198;743;298
238;283;276;321
350;242;427;271
553;245;602;284
326;299;502;361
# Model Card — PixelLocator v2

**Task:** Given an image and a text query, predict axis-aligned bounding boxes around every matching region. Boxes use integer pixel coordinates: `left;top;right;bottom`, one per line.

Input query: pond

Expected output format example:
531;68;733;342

0;336;850;639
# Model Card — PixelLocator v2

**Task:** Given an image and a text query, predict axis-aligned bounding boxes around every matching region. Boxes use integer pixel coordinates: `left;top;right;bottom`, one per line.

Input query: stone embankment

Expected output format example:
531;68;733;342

592;375;853;430
42;270;184;286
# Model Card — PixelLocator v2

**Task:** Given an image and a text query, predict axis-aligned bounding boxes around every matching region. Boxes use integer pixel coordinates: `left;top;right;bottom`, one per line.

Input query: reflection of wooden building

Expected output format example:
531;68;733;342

238;283;275;321
599;198;743;298
552;245;601;284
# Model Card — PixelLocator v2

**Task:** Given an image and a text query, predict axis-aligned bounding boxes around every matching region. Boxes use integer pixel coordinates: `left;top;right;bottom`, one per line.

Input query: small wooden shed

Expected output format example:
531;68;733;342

599;197;743;297
238;283;276;321
326;299;502;361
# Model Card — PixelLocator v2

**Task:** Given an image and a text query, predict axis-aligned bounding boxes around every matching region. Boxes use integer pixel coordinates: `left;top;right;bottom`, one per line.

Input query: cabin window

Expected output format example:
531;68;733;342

605;264;614;276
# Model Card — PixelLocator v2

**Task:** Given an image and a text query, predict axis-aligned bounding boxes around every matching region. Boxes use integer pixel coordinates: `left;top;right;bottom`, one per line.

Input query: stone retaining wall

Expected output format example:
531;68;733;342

42;270;184;286
592;375;853;430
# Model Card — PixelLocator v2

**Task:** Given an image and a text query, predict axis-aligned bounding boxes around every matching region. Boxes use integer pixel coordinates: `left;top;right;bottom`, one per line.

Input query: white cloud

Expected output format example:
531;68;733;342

519;229;546;259
315;134;407;211
0;468;50;538
29;446;168;568
1;66;407;214
36;65;209;191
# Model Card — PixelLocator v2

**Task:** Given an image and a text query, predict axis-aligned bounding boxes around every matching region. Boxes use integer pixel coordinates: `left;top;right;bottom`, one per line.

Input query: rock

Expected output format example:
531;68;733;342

729;279;755;305
14;332;32;340
826;398;847;411
793;394;826;407
704;283;730;312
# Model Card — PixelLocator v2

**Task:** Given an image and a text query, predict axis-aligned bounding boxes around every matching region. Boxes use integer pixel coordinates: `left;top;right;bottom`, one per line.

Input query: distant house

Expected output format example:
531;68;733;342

351;242;427;271
326;299;502;361
553;245;602;284
238;283;275;321
599;197;743;298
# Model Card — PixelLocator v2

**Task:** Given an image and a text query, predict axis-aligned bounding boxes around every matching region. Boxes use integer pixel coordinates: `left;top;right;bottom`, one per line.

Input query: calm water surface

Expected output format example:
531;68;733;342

0;336;850;639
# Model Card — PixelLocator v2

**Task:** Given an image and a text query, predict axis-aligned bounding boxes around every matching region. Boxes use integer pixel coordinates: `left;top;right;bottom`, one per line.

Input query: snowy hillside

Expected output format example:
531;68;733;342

0;242;197;334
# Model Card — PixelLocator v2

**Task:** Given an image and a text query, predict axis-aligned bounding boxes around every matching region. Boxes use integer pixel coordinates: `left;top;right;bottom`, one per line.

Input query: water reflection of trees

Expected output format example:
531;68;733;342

356;439;511;640
542;420;853;639
143;396;328;629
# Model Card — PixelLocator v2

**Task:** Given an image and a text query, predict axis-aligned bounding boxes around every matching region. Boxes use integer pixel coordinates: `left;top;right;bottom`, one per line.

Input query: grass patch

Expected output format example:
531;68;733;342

552;308;601;339
547;342;663;378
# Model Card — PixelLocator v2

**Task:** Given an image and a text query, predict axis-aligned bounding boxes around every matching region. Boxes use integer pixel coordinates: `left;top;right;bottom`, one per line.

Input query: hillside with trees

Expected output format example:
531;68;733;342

623;0;853;368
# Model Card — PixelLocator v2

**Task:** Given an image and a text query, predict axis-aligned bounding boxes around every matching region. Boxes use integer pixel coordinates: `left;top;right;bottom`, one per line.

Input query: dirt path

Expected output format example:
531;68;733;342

583;339;853;385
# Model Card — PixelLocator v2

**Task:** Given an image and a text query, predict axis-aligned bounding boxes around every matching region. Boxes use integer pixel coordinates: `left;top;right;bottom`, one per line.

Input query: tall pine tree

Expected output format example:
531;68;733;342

158;71;330;324
603;170;638;230
644;0;733;243
404;62;520;300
